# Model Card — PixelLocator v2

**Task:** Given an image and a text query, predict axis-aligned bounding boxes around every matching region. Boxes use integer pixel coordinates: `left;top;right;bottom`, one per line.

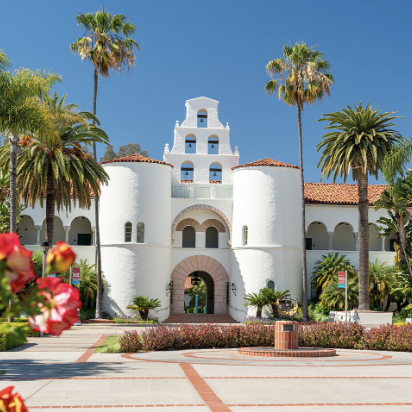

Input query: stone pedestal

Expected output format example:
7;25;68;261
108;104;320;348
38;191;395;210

275;321;299;350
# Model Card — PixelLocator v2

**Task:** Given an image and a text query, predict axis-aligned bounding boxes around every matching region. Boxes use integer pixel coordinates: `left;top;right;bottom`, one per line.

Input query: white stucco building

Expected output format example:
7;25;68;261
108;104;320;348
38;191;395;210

19;97;397;322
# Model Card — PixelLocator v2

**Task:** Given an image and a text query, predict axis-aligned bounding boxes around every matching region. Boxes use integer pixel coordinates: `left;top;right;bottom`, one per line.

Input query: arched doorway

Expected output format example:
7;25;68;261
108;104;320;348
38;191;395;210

185;271;215;314
170;255;229;314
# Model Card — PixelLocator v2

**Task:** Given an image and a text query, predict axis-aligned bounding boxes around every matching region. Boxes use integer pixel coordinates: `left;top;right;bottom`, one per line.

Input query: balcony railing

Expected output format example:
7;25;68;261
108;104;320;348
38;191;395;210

172;185;233;199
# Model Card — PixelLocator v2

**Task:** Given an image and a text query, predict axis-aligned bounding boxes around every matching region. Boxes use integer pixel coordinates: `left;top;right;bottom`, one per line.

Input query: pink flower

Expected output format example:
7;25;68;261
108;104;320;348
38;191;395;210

45;241;76;274
0;386;28;412
0;233;35;293
29;277;82;336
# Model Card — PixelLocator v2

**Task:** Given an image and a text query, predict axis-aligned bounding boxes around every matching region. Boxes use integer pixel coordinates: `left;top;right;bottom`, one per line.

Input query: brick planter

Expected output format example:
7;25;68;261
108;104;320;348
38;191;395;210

275;321;299;350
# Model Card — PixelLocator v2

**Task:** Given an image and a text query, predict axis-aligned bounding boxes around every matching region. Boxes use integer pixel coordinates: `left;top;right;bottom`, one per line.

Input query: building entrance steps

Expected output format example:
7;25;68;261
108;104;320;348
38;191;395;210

162;314;238;324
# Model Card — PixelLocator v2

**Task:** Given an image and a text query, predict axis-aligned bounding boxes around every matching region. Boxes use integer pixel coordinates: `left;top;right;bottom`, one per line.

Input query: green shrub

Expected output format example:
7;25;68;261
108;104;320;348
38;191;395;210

0;321;40;351
186;306;204;313
0;333;22;351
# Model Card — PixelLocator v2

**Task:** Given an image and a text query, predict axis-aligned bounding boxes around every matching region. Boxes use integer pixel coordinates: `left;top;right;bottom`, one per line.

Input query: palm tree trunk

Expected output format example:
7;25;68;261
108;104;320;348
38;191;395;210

92;67;103;319
9;133;18;234
357;171;370;311
45;166;55;250
256;308;262;319
296;104;309;321
8;133;18;323
398;214;412;279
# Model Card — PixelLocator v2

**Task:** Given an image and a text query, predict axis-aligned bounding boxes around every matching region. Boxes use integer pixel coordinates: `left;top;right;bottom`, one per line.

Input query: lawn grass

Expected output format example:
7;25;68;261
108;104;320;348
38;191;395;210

95;335;120;353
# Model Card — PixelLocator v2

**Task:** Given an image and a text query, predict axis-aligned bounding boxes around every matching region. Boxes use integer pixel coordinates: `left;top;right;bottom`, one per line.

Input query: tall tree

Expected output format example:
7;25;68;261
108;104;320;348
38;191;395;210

317;103;401;310
0;93;110;250
71;10;139;318
0;68;60;234
100;142;148;162
264;42;333;320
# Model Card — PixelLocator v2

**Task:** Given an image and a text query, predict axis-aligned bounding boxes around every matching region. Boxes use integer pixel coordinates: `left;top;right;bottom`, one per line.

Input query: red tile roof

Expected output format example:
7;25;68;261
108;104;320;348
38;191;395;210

232;158;299;170
304;183;386;205
100;154;173;168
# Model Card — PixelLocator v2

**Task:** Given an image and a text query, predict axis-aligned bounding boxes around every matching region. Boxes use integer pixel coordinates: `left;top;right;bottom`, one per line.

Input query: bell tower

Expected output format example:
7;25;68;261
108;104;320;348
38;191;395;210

164;97;239;184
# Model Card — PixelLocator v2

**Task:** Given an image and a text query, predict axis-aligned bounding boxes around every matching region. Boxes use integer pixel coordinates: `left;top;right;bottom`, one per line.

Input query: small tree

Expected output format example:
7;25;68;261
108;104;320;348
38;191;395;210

320;278;359;310
127;296;161;320
101;143;149;162
260;288;291;317
244;291;267;318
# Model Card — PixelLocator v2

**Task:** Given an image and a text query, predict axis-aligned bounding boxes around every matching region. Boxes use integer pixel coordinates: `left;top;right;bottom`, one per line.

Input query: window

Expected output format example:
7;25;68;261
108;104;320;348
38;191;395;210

242;225;248;246
197;110;207;128
206;227;218;248
209;163;222;183
305;238;313;250
125;222;132;242
267;280;275;291
137;222;145;243
77;234;92;246
182;226;196;248
208;136;219;154
181;162;194;182
185;136;196;154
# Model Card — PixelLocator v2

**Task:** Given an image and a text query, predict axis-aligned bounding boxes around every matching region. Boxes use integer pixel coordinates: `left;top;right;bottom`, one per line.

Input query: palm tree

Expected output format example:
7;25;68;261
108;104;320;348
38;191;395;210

0;92;110;250
265;42;333;321
317;103;402;310
320;278;359;310
244;291;267;318
0;50;10;73
312;253;357;292
0;69;60;234
71;10;139;318
368;260;394;311
260;288;291;317
127;296;161;321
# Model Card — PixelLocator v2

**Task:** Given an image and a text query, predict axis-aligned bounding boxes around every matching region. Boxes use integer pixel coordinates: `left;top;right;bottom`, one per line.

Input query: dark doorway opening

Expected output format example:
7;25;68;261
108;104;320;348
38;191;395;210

185;271;214;314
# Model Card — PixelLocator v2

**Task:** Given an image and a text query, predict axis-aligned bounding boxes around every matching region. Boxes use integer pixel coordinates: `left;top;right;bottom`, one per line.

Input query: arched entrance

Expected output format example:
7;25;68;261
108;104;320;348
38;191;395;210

185;271;215;314
171;255;229;314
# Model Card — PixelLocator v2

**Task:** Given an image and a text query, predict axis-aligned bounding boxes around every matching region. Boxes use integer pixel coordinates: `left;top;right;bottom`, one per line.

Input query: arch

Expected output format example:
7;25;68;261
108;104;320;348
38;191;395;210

18;215;36;245
125;222;132;242
197;109;207;128
332;222;355;251
208;135;219;154
182;226;196;248
181;161;194;183
206;227;219;248
171;204;232;245
306;222;329;250
209;162;222;184
170;255;229;314
369;223;381;251
69;216;92;246
267;280;275;291
185;134;196;154
40;216;65;245
176;218;201;231
199;219;226;232
137;222;145;243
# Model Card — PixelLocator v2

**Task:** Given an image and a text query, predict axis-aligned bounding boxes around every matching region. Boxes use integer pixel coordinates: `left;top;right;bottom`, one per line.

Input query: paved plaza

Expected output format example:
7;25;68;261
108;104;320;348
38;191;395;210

1;325;412;411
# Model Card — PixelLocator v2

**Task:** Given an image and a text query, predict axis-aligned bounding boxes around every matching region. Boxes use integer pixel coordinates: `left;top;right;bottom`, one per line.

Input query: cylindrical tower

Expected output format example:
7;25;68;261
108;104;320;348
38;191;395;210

230;159;302;321
99;155;172;321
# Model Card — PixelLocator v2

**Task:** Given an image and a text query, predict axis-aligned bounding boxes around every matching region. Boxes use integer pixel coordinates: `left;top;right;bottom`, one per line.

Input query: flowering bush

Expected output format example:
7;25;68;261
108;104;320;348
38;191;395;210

119;324;275;352
243;316;277;325
299;323;412;352
0;386;27;412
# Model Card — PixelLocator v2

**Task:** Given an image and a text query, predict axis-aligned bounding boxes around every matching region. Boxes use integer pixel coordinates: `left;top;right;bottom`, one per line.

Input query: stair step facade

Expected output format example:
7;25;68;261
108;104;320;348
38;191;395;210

162;314;239;324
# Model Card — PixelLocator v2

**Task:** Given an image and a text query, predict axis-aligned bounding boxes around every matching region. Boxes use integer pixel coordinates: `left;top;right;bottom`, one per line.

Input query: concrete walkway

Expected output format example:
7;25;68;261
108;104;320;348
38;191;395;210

1;325;412;411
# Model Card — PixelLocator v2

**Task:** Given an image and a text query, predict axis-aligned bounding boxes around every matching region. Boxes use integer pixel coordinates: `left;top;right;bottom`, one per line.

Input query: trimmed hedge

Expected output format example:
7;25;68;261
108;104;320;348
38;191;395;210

299;323;412;352
0;322;40;351
119;324;274;352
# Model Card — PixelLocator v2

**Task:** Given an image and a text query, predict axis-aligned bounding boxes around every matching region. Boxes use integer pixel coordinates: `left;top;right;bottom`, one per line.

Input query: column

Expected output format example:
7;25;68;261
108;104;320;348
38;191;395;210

64;226;70;244
91;226;96;245
34;225;41;245
353;232;359;251
327;232;333;250
381;236;386;251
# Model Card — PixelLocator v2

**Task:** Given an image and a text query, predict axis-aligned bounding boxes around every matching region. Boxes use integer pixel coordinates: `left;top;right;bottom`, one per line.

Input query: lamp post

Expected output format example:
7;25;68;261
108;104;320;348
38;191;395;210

344;260;350;322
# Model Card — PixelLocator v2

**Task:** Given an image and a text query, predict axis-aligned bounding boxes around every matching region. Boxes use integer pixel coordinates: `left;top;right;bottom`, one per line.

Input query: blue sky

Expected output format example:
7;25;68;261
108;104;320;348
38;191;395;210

1;0;411;183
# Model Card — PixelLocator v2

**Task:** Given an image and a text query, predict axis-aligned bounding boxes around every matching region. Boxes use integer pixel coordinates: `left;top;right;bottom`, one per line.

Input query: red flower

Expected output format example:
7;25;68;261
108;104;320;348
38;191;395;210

45;241;76;274
29;277;82;336
0;233;35;293
0;386;28;412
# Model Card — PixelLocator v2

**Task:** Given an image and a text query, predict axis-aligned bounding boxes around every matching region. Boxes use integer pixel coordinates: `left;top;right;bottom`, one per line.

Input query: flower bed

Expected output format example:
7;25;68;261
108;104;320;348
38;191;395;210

299;323;412;352
119;324;274;352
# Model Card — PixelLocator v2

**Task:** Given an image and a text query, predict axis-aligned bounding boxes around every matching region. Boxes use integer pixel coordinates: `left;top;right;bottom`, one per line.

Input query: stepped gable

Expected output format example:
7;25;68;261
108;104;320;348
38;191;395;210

232;158;299;170
100;153;173;167
304;183;387;205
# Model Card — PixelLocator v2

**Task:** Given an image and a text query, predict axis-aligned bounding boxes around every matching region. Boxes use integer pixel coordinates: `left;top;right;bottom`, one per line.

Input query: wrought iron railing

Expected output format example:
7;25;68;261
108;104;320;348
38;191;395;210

171;185;233;199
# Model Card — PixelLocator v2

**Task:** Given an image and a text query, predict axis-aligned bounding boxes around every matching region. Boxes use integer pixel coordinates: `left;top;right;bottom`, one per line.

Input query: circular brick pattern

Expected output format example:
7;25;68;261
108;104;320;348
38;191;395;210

237;347;337;358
